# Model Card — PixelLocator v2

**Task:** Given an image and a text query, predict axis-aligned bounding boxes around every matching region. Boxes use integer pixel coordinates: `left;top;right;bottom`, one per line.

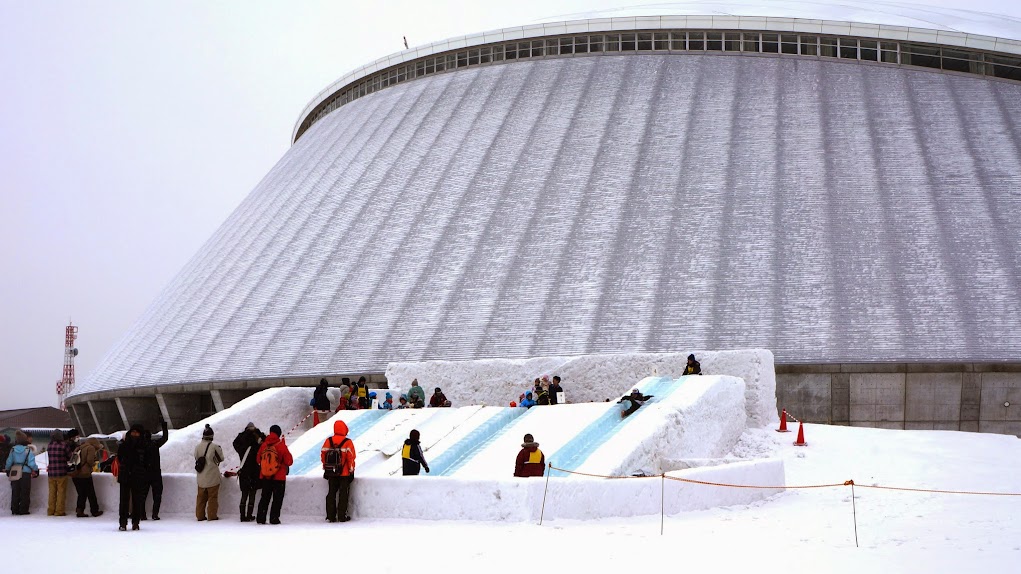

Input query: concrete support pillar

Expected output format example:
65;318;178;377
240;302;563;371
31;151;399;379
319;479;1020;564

210;390;225;413
69;403;98;436
87;402;103;435
87;400;123;435
155;394;173;429
116;397;163;431
159;393;213;430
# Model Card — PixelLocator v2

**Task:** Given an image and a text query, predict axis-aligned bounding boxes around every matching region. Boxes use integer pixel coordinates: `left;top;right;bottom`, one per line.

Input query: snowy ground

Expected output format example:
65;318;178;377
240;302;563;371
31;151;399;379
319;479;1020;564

7;423;1020;572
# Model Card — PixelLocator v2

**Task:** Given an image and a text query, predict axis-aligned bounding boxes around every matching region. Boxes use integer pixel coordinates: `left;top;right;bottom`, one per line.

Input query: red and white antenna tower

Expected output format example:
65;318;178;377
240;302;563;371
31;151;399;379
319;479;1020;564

56;322;79;411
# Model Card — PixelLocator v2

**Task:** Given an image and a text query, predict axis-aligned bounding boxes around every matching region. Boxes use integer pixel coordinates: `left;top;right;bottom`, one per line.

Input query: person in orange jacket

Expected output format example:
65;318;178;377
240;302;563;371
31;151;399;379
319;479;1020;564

513;434;545;477
321;420;356;522
255;425;293;525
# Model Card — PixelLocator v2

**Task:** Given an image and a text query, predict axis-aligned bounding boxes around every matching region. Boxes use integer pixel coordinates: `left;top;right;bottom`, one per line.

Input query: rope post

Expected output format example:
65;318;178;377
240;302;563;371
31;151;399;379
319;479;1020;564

539;462;552;525
660;473;665;536
846;480;859;548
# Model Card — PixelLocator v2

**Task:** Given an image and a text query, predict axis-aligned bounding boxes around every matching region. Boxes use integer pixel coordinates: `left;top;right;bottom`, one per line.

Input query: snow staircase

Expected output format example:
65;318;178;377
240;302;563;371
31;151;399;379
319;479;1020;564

432;407;533;476
548;376;682;477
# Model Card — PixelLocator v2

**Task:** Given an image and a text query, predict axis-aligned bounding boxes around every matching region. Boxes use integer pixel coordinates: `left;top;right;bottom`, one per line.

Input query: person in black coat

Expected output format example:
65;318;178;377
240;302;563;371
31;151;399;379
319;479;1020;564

312;379;331;411
141;419;168;520
117;424;151;531
401;430;430;476
548;376;564;405
233;422;265;522
683;354;702;376
618;389;654;418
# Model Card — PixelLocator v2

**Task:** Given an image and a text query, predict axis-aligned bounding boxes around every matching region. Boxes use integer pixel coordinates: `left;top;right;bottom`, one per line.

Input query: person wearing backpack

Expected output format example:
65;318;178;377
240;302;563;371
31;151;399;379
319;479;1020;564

320;420;356;523
194;424;225;521
233;422;264;522
45;429;72;516
71;436;104;517
5;430;39;515
256;425;293;525
401;429;430;476
116;424;151;531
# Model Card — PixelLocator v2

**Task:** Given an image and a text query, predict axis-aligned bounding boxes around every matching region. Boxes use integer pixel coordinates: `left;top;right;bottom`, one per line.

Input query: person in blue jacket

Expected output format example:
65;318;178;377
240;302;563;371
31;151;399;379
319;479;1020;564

5;430;40;515
519;392;537;409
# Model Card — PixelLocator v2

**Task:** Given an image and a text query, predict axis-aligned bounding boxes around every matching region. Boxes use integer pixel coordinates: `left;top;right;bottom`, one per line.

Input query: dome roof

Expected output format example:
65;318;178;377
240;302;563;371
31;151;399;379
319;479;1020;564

73;53;1021;397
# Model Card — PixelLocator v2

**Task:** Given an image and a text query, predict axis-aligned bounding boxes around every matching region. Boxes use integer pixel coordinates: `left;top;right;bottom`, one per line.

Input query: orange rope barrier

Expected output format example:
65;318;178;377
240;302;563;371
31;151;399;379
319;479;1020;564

548;466;1021;497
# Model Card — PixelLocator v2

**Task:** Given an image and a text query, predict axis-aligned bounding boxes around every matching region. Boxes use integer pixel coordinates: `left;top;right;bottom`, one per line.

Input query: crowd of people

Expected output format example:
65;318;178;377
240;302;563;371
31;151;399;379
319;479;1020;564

5;356;702;525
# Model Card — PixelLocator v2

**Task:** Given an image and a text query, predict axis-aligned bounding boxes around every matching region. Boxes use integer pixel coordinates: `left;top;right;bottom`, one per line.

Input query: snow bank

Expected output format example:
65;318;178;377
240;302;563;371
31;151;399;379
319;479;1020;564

385;349;776;428
579;375;747;476
159;387;315;473
0;460;781;522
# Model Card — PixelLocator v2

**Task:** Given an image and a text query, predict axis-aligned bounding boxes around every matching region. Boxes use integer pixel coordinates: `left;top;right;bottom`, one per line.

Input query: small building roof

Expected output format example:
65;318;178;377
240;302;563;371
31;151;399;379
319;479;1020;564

0;407;74;430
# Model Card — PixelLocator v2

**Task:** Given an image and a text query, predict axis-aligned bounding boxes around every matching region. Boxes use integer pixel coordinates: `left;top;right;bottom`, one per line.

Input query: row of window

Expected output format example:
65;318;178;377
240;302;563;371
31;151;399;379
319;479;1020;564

296;30;1021;141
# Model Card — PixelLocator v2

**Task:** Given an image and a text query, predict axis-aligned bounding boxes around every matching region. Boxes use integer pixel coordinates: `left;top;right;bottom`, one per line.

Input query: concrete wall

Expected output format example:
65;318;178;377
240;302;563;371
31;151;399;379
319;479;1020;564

776;363;1021;435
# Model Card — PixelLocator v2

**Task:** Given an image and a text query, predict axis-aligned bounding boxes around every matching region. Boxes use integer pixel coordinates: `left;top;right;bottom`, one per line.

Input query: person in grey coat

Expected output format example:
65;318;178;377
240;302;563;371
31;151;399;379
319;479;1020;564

194;424;225;521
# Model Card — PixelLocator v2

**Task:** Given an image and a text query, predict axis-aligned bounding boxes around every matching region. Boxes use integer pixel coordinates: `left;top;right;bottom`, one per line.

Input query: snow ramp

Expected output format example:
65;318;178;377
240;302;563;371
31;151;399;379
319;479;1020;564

288;410;387;475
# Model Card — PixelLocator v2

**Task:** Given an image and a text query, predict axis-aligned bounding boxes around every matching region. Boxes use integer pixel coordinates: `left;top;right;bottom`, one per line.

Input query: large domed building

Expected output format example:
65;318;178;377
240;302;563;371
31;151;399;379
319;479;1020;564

67;1;1021;436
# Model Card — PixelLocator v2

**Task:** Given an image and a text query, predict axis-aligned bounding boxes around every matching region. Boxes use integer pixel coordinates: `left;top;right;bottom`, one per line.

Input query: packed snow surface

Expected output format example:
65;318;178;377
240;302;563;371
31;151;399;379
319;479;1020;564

6;424;1021;573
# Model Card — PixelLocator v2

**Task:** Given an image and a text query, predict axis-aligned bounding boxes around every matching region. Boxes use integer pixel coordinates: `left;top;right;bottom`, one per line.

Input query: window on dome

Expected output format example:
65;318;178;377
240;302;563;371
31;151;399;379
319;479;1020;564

859;40;878;61
781;35;798;54
469;50;480;65
589;35;603;52
638;33;654;51
605;34;621;51
724;33;740;52
988;55;1021;81
672;32;687;50
839;38;858;59
742;33;759;52
689;32;705;51
622;33;637;51
457;52;467;67
801;36;818;56
942;49;980;73
902;43;940;69
762;34;779;53
559;37;574;55
531;40;544;57
576;36;590;53
707;32;723;51
656;33;670;50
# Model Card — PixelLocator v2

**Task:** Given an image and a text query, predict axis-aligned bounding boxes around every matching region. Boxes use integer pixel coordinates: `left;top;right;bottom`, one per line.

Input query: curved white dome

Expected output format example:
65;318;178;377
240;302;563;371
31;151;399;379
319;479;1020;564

538;1;1021;41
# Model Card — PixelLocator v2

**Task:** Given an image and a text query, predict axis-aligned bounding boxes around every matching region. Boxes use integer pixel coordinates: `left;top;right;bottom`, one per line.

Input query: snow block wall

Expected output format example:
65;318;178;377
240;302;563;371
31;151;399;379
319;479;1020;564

385;349;776;428
0;459;783;522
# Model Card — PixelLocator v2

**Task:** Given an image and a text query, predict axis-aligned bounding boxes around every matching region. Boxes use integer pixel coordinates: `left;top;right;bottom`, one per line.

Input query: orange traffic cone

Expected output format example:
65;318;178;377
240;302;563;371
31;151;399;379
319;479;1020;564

793;421;807;446
312;410;321;426
776;409;790;433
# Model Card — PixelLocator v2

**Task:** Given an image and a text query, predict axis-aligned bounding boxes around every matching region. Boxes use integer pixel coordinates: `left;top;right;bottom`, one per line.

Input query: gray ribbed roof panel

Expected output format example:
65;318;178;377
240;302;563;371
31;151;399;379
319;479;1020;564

73;54;1021;396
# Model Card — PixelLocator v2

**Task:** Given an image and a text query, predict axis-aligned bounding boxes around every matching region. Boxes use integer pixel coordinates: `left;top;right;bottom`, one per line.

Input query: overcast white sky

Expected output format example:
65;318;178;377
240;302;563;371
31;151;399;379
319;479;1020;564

2;0;1019;411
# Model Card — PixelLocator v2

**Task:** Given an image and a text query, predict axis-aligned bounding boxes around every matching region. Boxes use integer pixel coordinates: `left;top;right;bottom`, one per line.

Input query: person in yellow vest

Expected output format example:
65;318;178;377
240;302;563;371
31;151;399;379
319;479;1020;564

513;434;545;477
356;377;371;409
401;430;430;475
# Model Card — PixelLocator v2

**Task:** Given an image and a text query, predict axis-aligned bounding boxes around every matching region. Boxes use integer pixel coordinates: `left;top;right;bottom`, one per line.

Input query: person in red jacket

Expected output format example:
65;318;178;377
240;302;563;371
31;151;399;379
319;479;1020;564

514;434;545;477
255;425;293;525
320;420;356;523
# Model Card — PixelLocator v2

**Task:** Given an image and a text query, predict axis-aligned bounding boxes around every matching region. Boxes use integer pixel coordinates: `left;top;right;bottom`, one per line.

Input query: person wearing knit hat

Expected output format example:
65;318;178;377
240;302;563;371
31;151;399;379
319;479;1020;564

514;433;544;478
5;429;40;514
233;422;264;522
401;429;429;475
116;423;151;530
46;429;72;516
194;424;224;521
256;424;293;524
396;394;409;409
684;354;702;376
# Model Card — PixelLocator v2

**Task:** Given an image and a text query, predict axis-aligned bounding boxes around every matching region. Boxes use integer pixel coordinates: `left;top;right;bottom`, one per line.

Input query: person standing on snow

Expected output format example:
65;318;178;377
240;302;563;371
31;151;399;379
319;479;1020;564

5;430;39;515
683;354;702;375
336;378;352;411
117;424;151;531
312;378;332;425
194;424;225;521
45;429;72;516
71;435;105;517
256;424;293;525
514;434;545;477
141;418;169;520
233;422;264;522
356;377;371;409
401;429;430;476
321;420;356;523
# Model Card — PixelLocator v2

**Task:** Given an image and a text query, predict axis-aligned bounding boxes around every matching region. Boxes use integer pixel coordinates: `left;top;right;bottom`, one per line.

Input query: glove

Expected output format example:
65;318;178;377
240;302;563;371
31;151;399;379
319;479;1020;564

424;466;430;473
